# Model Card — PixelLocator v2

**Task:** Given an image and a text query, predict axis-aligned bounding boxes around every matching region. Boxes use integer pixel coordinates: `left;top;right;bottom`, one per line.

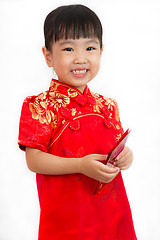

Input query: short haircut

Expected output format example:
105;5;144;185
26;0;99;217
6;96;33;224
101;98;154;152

44;4;103;52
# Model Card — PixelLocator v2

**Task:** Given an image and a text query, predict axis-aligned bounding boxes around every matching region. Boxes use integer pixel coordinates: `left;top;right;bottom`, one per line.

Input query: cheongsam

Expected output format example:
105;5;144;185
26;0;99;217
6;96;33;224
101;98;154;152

18;78;137;240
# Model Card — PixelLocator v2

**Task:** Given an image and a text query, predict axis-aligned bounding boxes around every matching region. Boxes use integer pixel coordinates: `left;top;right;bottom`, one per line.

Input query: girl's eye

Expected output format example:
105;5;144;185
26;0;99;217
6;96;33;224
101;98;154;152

63;48;74;52
86;47;96;51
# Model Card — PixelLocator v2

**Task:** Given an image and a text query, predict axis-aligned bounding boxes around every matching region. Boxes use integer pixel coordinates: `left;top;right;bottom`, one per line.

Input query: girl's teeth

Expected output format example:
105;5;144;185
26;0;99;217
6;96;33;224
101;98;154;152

72;70;87;74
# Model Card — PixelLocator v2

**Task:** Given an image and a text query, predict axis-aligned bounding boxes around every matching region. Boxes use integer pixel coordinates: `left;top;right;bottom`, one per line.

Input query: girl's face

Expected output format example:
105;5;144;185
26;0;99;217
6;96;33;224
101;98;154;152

43;38;103;93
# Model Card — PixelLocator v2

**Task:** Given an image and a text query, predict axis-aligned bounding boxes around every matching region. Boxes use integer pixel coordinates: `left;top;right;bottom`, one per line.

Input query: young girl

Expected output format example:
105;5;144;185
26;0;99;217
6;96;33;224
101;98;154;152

18;4;137;240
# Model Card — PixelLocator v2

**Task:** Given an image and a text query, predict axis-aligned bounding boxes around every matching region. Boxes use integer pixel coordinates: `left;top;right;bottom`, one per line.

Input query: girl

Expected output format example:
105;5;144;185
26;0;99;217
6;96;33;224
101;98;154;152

18;4;137;240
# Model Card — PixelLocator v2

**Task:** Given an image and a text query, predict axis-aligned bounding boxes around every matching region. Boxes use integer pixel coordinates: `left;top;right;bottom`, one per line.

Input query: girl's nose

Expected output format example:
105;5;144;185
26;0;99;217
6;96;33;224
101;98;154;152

73;52;88;64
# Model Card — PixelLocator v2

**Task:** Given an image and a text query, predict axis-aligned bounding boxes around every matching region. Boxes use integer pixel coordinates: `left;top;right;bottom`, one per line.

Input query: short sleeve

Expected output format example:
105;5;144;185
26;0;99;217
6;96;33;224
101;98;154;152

18;96;53;152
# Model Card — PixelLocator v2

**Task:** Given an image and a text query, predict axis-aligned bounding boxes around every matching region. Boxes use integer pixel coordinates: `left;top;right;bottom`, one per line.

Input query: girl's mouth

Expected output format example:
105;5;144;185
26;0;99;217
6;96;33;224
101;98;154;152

71;69;88;78
72;69;87;74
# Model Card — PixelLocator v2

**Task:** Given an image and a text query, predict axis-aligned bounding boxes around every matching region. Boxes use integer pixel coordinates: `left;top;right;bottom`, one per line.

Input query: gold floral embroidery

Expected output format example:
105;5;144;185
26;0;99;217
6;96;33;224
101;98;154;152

38;91;48;100
91;92;116;116
28;90;71;129
90;92;104;113
28;80;122;134
90;92;122;133
49;92;70;111
116;124;120;130
29;100;56;126
49;81;59;91
103;98;115;111
70;108;81;117
113;101;120;122
116;133;122;141
67;88;79;98
50;81;79;99
70;108;77;116
62;119;66;125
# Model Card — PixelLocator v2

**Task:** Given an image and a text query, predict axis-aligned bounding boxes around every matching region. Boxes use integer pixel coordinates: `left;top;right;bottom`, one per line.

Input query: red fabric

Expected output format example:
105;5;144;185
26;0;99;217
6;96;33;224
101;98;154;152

18;79;137;240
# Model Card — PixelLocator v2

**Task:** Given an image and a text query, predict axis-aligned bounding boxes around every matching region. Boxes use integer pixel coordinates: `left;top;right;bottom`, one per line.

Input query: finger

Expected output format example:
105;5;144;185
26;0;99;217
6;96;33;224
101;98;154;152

115;154;132;166
102;164;120;174
100;170;120;183
117;146;129;159
115;156;129;165
119;163;131;170
116;150;130;164
118;158;132;169
115;160;129;168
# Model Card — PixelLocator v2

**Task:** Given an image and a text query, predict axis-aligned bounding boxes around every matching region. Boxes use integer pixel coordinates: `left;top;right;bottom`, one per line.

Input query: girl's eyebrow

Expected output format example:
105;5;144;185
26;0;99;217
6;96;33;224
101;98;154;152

59;40;74;46
86;39;99;45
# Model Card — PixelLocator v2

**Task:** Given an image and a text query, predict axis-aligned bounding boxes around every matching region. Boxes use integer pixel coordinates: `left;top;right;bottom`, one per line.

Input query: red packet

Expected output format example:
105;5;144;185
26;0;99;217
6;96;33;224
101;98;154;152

94;129;131;194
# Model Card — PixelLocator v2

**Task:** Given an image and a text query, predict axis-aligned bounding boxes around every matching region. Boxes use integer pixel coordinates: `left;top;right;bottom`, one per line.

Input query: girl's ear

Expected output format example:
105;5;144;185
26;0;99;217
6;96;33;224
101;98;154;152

100;45;104;56
42;47;53;68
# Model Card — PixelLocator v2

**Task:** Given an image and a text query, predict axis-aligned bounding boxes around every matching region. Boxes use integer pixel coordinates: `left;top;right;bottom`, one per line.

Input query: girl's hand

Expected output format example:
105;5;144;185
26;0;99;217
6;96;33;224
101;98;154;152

114;146;133;170
79;154;120;183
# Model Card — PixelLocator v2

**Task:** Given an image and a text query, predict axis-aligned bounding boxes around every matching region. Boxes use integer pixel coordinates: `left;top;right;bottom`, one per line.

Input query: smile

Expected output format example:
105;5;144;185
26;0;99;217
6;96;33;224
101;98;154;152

72;69;87;74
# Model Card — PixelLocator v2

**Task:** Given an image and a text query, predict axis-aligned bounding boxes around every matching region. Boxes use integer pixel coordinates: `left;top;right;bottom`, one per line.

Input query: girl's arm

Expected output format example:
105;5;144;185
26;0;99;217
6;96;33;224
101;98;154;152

25;147;120;183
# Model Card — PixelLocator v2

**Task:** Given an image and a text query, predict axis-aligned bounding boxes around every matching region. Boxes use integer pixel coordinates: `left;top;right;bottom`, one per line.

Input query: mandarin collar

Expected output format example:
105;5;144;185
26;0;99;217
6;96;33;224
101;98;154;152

49;78;88;95
49;79;95;106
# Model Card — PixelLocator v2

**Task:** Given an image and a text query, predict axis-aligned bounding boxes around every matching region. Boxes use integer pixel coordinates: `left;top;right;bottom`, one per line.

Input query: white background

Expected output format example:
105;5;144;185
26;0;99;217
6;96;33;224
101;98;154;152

0;0;160;239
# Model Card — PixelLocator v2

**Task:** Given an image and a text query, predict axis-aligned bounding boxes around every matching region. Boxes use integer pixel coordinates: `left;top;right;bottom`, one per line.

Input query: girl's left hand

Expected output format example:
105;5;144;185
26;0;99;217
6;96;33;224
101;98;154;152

114;146;133;170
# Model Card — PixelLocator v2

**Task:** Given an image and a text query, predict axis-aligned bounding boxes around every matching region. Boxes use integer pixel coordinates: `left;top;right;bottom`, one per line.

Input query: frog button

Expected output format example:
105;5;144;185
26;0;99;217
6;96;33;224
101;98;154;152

75;95;87;105
69;119;80;130
104;118;113;129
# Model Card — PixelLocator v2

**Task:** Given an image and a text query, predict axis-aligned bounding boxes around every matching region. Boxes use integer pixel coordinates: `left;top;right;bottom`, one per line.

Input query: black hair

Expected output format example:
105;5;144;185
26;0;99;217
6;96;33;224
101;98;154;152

44;4;103;52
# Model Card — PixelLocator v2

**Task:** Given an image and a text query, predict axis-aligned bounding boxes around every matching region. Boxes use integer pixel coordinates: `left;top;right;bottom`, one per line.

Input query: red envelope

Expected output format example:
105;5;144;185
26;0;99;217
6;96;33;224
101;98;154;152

95;129;131;194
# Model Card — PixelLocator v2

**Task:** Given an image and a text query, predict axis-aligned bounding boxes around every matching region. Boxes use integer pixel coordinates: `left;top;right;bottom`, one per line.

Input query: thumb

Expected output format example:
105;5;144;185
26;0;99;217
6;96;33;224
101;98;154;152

93;154;108;162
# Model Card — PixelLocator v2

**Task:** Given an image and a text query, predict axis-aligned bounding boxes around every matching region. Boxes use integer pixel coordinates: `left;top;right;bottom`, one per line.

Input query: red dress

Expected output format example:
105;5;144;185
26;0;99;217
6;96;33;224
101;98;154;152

18;79;137;240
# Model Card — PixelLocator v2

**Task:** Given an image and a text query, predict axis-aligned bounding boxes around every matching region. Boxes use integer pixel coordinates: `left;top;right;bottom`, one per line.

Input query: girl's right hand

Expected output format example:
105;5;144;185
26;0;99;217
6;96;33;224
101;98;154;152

79;154;120;183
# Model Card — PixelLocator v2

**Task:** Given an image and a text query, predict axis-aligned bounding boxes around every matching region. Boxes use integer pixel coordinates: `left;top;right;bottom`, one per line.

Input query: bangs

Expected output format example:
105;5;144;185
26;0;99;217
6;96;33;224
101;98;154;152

44;5;103;51
55;12;101;42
